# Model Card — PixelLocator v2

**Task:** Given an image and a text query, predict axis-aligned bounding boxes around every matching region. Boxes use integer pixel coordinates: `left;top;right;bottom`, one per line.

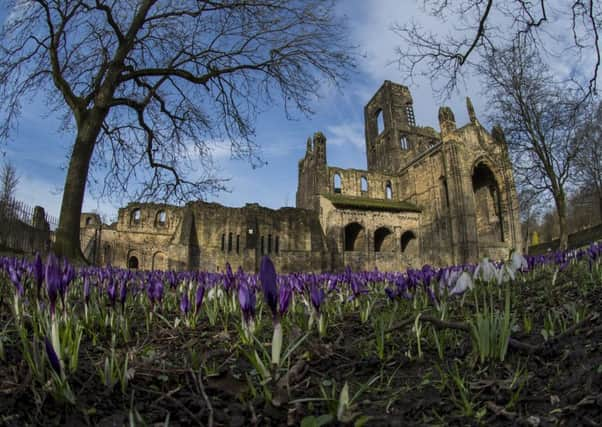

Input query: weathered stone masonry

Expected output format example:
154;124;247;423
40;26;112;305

81;81;522;272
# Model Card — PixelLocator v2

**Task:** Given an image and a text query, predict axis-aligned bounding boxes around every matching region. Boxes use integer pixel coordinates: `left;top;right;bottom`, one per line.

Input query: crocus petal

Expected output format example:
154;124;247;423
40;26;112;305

44;337;62;375
260;256;278;317
450;272;473;296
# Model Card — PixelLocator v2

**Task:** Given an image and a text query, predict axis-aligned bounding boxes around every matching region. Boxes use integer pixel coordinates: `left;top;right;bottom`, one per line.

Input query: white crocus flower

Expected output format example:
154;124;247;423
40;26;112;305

473;257;497;282
510;251;528;273
449;272;474;295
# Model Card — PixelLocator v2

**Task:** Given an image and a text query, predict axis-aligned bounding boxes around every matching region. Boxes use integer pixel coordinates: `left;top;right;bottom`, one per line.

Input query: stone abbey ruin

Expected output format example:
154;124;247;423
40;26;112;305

80;81;522;272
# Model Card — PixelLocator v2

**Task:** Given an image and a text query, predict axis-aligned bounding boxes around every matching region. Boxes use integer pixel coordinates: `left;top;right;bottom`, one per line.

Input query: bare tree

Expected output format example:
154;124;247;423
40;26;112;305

0;160;19;203
572;102;602;221
517;187;541;253
393;0;601;97
479;43;585;250
0;1;355;260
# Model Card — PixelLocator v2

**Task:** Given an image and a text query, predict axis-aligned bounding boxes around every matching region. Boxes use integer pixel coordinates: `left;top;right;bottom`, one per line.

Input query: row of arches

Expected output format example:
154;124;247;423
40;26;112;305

126;250;167;270
129;208;168;228
343;223;417;254
333;174;394;200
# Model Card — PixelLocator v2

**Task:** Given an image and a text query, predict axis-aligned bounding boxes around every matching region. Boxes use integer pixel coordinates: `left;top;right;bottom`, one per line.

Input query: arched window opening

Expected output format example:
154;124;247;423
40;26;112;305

333;173;342;193
236;235;240;254
472;163;504;242
268;234;272;254
376;109;384;134
440;177;450;211
152;252;167;271
221;234;225;252
275;236;279;254
156;210;167;227
131;208;141;225
401;231;417;254
344;222;365;251
228;232;233;252
360;176;368;193
400;135;409;150
85;216;92;226
128;256;139;270
374;227;393;252
385;181;393;200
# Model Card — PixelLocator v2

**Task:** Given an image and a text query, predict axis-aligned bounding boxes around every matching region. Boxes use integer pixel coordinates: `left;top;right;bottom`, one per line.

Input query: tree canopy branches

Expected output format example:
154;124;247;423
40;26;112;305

0;0;355;258
393;0;600;98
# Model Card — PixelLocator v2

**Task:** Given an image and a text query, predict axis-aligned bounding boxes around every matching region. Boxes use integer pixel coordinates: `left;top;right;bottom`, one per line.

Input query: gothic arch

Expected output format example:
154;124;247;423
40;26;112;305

155;210;167;227
127;249;140;269
152;251;167;271
344;222;365;251
333;173;342;193
130;208;141;225
401;231;417;256
374;227;394;252
472;161;504;242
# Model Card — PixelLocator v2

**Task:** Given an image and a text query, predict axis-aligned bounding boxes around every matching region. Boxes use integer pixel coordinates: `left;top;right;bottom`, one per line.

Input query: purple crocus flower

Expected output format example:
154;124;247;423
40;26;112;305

195;283;205;314
32;253;44;298
260;256;278;318
45;254;61;317
8;263;24;296
238;283;256;324
106;278;117;307
119;281;127;310
44;337;61;375
278;280;292;317
180;292;190;315
310;284;325;314
83;275;91;305
224;263;235;292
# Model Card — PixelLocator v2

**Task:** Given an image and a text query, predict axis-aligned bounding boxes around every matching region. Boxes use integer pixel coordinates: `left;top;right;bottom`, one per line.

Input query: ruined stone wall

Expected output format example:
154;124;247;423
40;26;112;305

365;81;441;174
319;196;421;271
396;147;455;266
79;81;523;273
436;100;522;263
188;201;326;273
325;167;400;200
81;203;187;270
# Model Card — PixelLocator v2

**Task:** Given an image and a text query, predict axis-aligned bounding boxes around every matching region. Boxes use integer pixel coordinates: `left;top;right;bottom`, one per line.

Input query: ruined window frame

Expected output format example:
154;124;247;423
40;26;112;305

376;109;385;135
400;135;409;150
156;210;167;227
360;176;368;193
131;208;141;225
333;173;342;193
385;181;393;199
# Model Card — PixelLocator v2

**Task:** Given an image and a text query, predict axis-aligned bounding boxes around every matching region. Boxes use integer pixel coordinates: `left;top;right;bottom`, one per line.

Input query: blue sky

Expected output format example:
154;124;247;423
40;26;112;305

0;1;578;223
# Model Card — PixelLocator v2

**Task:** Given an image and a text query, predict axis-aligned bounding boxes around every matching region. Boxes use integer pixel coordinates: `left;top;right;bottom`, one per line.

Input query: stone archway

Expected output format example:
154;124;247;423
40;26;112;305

152;251;167;271
128;255;139;269
401;231;417;256
374;227;394;252
344;222;365;251
472;162;504;242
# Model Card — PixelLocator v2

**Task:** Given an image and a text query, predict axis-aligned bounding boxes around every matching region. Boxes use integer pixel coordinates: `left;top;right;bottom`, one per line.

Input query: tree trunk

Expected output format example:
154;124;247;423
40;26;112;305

555;190;569;251
54;114;103;262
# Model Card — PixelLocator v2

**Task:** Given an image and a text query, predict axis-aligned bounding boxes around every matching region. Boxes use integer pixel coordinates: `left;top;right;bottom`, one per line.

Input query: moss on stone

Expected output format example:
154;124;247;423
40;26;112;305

322;194;421;212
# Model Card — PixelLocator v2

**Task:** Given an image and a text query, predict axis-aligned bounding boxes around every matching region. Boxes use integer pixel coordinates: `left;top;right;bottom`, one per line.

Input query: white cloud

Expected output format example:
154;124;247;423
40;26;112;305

326;122;365;149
